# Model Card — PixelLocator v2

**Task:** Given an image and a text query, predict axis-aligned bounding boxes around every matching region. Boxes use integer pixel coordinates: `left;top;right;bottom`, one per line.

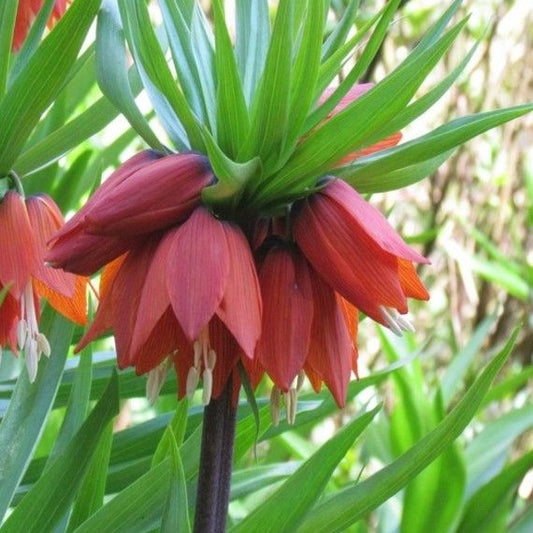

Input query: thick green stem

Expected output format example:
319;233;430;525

193;377;237;533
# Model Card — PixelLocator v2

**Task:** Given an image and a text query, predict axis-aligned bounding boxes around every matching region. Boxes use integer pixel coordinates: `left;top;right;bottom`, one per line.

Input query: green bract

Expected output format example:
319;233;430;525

97;0;532;216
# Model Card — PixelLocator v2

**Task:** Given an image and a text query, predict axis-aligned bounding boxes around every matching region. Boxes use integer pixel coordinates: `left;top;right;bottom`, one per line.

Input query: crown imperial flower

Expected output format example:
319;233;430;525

0;190;86;381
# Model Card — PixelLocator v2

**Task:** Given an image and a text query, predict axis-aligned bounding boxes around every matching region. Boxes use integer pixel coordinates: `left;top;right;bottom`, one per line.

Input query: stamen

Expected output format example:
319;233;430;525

18;282;51;383
379;306;415;336
146;358;171;404
202;368;213;405
186;366;200;399
296;371;305;392
287;388;297;425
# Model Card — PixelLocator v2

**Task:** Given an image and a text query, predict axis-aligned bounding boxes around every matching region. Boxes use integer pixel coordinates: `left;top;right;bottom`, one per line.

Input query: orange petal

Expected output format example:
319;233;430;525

216;223;262;358
257;246;313;391
167;208;230;341
398;259;430;301
0;192;38;298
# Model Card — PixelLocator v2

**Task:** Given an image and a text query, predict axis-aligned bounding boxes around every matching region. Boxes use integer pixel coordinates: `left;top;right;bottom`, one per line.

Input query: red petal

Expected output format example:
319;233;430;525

49;150;163;244
47;228;140;275
134;308;190;374
167;208;230;341
322;180;428;264
109;239;161;368
0;290;20;353
129;228;178;356
26;195;78;297
294;194;407;322
0;192;38;298
305;269;353;407
257;246;313;391
216;223;262;358
319;83;374;116
84;153;213;237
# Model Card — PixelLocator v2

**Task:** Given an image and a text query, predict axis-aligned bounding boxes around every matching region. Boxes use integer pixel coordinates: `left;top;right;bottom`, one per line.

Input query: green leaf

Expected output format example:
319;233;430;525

213;0;250;159
255;18;468;205
321;0;360;61
297;329;518;533
440;314;498;406
234;0;270;105
0;0;17;97
1;371;119;533
337;104;533;193
118;0;204;151
96;0;164;150
0;0;102;176
0;311;74;519
458;449;533;533
152;398;189;467
67;421;114;531
158;0;213;127
231;406;380;533
238;0;293;167
464;403;533;496
160;431;191;533
72;460;172;532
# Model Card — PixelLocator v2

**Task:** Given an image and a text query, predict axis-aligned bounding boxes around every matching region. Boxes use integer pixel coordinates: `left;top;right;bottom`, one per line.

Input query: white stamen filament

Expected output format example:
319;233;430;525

18;282;50;383
146;358;172;404
380;306;415;336
187;328;217;404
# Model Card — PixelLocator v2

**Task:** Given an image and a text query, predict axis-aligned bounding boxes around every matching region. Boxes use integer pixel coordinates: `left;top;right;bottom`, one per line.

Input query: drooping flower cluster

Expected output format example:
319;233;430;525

0;191;86;380
12;0;70;51
47;87;429;412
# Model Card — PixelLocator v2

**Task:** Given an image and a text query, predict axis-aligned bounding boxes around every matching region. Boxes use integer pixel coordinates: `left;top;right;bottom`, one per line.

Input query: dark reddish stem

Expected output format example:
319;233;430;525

193;378;237;533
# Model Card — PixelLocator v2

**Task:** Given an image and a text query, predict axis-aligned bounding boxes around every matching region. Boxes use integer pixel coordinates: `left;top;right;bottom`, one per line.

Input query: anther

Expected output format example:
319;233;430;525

202;368;213;405
380;306;415;336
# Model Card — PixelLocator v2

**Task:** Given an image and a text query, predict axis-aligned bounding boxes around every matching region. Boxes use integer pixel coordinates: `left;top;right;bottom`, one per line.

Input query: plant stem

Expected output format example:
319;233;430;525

194;377;237;533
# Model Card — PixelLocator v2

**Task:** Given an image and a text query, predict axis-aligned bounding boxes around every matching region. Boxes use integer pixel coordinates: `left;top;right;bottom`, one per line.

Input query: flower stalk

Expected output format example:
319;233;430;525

194;376;237;533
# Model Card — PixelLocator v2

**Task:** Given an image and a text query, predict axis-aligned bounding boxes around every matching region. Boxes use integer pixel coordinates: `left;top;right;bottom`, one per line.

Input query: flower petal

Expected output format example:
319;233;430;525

46;228;140;275
321;180;428;264
84;153;213;237
398;259;430;300
305;269;353;407
216;223;262;358
167;207;230;341
0;192;38;298
49;150;164;244
257;246;313;391
0;290;20;353
294;191;408;322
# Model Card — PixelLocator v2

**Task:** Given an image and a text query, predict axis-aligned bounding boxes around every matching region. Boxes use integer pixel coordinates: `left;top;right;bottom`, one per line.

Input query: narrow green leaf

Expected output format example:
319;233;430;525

0;0;17;97
1;371;119;533
73;460;172;532
231;406;380;533
9;0;56;84
458;449;533;533
256;19;468;204
464;403;533;495
235;0;270;105
238;0;293;166
119;0;204;151
321;0;360;61
159;0;211;126
160;432;191;533
0;0;102;176
0;311;74;519
67;421;114;531
309;0;400;133
297;329;518;533
441;314;498;406
282;1;326;154
338;104;533;193
96;0;163;151
213;0;250;158
48;346;93;461
152;398;189;467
